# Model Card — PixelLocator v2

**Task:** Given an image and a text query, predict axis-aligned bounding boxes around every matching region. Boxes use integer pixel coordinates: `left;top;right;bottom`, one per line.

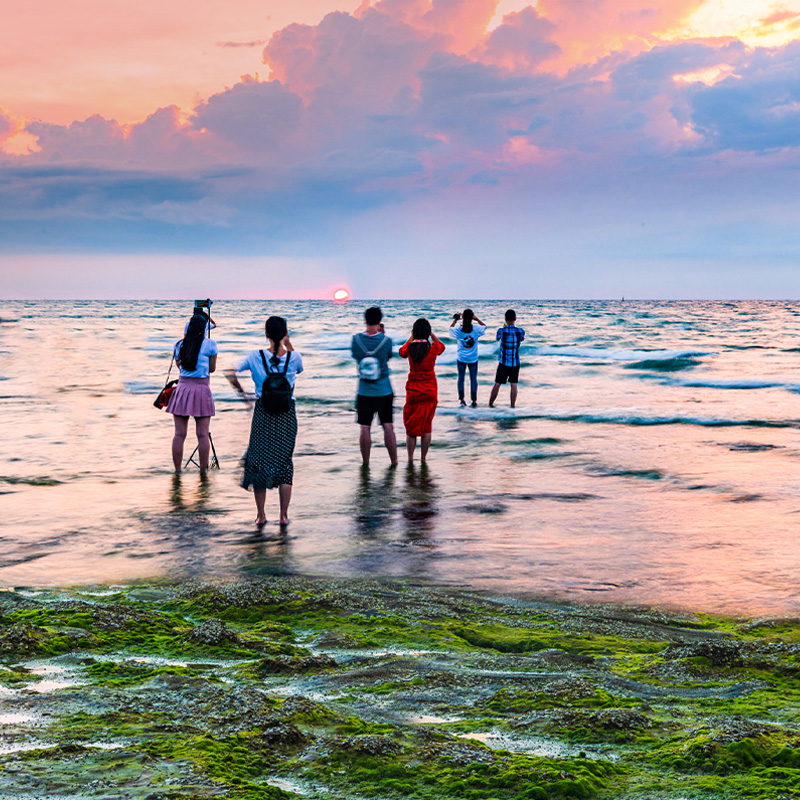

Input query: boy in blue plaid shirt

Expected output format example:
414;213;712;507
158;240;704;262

489;309;525;408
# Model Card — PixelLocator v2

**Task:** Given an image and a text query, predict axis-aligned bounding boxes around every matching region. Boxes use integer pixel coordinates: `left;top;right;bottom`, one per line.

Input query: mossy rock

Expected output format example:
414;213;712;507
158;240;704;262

0;622;49;655
451;624;550;654
253;654;336;675
656;724;800;775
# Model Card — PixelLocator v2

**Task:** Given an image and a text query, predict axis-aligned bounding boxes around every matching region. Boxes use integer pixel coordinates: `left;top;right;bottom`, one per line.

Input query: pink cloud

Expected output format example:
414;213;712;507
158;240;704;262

535;0;707;66
25;108;211;169
263;8;440;111
479;7;561;71
191;78;305;159
12;0;779;179
5;0;800;269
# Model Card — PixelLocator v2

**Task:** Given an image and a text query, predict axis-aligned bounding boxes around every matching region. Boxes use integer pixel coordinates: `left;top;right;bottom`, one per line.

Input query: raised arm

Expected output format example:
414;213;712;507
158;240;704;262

473;315;485;326
399;333;414;359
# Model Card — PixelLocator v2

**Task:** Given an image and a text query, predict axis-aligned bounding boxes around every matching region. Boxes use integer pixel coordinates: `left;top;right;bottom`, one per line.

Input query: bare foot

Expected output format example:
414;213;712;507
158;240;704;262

279;517;290;526
255;516;266;527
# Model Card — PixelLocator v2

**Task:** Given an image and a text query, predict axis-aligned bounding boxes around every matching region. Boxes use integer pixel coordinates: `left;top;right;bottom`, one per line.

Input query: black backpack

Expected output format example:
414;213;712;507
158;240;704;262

259;350;293;414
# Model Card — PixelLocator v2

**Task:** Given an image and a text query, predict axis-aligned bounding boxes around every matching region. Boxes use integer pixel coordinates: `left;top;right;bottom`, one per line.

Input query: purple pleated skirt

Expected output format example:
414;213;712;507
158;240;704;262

167;377;215;418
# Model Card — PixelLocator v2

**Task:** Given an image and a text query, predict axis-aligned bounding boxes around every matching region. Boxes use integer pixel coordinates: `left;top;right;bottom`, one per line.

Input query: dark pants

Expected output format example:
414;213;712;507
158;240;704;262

457;360;478;401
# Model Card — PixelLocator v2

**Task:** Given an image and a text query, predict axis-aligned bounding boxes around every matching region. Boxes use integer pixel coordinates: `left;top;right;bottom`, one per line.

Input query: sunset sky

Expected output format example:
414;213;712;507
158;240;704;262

3;0;800;298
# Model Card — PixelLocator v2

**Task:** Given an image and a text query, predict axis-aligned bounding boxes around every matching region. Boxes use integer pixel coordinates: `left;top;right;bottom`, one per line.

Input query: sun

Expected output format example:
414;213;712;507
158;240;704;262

333;288;350;301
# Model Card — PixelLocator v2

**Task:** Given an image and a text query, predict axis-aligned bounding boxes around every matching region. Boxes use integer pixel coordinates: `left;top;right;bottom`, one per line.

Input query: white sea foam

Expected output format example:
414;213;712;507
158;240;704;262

664;377;798;390
123;381;162;395
307;329;404;352
528;346;709;361
436;405;795;428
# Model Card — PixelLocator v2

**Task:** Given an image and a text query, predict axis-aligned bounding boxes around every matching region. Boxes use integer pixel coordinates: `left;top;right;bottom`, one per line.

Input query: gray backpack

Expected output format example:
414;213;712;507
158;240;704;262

357;334;389;381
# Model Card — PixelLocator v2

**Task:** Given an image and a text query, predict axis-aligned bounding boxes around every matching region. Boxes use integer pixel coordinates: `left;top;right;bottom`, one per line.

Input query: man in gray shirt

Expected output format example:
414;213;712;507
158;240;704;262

351;306;398;466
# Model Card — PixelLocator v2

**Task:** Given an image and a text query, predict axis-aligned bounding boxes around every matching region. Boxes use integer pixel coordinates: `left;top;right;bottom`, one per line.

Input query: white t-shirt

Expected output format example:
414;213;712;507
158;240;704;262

236;349;304;398
173;337;218;378
449;324;487;363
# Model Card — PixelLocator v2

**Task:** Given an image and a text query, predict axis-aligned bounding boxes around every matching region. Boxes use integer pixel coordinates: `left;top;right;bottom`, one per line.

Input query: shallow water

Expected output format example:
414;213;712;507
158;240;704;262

2;299;800;614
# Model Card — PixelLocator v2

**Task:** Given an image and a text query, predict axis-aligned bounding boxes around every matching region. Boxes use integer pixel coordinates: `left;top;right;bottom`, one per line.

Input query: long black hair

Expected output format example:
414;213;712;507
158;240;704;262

265;316;288;367
408;318;431;363
179;314;207;371
461;308;474;334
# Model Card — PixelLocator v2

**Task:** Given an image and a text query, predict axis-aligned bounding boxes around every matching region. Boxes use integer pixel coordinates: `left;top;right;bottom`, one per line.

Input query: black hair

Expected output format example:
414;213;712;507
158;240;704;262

505;308;516;323
265;316;288;367
365;306;383;326
179;313;207;372
461;308;474;334
408;318;432;363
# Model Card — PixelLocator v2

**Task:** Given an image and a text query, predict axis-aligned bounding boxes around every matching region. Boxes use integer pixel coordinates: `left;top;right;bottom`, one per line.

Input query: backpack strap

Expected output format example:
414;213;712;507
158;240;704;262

261;348;291;375
360;333;388;357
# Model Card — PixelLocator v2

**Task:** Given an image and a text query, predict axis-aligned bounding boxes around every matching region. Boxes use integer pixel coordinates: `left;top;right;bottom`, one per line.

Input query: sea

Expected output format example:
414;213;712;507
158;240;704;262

2;299;800;616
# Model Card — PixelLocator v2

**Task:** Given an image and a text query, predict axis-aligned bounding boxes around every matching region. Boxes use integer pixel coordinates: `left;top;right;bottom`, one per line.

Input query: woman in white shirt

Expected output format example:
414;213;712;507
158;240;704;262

449;308;487;407
167;313;218;473
226;316;303;527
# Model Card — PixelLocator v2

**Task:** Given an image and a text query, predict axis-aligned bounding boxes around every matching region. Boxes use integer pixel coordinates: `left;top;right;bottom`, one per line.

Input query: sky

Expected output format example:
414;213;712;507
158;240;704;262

3;0;800;298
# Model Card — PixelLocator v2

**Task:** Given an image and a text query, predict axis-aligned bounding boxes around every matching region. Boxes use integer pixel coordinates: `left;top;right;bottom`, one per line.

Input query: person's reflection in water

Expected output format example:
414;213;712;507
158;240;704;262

169;473;186;514
495;416;520;433
168;473;211;516
237;525;291;577
402;462;440;541
353;464;398;538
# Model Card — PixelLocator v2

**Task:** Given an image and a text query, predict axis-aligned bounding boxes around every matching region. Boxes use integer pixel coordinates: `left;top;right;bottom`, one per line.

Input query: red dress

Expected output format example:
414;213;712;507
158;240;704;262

399;340;446;437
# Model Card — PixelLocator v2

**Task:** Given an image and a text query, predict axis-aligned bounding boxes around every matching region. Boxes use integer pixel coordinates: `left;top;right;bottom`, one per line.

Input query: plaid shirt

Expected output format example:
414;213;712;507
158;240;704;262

496;324;525;367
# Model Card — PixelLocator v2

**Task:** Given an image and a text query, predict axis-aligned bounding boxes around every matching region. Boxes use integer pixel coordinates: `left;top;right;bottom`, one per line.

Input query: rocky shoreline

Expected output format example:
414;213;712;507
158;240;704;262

1;575;799;799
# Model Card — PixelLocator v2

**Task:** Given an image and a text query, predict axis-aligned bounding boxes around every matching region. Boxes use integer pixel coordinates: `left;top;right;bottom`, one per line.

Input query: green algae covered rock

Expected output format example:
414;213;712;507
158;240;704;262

4;576;800;798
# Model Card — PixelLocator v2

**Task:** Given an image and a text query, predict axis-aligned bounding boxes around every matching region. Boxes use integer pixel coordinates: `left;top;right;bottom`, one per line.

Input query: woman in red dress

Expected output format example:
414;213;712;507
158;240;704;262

399;318;446;462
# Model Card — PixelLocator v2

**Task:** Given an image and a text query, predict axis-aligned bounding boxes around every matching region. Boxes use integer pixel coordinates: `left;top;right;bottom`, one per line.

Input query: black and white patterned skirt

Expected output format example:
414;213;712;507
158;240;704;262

241;401;297;491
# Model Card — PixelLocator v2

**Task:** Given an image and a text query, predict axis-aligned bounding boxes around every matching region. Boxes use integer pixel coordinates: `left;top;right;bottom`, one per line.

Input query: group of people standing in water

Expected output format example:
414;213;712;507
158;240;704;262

162;305;525;526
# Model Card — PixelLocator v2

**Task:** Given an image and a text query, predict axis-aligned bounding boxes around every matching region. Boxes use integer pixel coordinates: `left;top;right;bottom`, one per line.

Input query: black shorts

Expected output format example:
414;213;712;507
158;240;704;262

495;364;520;384
356;394;394;426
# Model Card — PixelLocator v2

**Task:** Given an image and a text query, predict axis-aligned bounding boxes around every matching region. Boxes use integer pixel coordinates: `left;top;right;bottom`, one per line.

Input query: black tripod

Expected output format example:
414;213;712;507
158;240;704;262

185;433;220;471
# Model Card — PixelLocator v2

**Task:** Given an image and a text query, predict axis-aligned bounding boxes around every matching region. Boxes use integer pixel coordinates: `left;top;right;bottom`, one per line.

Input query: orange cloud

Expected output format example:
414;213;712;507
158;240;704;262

535;0;707;67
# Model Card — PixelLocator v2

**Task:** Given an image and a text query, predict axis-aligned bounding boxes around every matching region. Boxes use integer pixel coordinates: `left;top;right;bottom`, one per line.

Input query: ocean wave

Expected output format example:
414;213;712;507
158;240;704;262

306;331;408;351
528;346;709;362
624;357;701;372
587;466;665;480
123;381;162;395
436;406;797;428
663;377;797;390
435;343;498;366
512;451;582;461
